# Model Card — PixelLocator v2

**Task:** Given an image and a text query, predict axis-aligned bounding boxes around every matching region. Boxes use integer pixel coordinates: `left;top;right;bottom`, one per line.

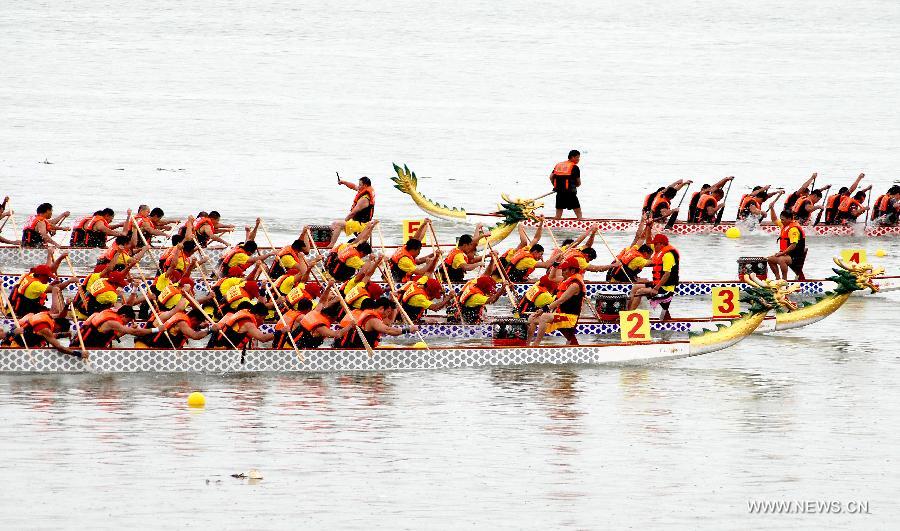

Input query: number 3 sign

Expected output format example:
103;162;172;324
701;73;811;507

712;287;740;318
619;310;651;342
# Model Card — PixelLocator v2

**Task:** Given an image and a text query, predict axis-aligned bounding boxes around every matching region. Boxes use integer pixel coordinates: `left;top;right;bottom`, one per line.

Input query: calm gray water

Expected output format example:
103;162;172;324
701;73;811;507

2;0;900;527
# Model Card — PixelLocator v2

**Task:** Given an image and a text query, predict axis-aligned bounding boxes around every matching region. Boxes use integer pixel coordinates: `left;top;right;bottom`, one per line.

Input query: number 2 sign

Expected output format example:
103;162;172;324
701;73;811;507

619;310;651;342
712;287;740;318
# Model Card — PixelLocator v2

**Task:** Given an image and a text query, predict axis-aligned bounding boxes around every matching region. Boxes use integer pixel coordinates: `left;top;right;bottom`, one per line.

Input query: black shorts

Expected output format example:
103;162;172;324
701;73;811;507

555;190;580;210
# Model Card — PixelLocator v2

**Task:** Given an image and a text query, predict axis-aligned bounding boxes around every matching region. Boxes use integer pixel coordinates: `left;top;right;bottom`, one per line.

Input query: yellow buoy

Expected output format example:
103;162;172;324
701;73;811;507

187;392;206;408
725;227;741;239
413;341;428;349
876;248;886;257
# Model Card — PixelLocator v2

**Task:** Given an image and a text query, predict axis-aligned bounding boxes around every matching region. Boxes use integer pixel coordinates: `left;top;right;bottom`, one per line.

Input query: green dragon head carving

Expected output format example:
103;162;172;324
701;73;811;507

742;274;801;313
828;257;884;295
495;193;542;225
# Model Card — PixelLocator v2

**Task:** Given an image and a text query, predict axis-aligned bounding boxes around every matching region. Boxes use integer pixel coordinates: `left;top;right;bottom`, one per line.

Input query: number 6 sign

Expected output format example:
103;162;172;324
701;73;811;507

712;287;740;318
619;310;651;342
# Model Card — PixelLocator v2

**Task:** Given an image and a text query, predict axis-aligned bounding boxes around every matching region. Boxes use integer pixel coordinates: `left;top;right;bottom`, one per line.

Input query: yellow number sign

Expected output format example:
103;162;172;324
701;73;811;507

619;309;651;342
840;249;867;265
402;220;427;245
712;287;741;318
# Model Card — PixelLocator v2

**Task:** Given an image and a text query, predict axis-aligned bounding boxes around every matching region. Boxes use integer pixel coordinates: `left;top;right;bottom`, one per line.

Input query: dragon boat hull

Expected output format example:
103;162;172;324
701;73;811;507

0;342;698;374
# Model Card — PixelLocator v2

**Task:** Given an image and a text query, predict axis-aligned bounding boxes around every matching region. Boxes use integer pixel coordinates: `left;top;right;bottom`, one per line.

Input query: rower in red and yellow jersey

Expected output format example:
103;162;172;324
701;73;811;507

292;302;350;348
218;240;275;277
95;235;138;272
157;240;198;275
337;298;417;349
400;275;448;322
139;308;211;349
21;203;70;247
388;219;433;283
269;239;317;278
79;306;153;348
628;234;680;321
457;276;502;324
526;258;586;346
4;311;77;355
767;207;806;280
206;302;272;349
837;189;871;224
329;176;376;247
443;225;484;282
515;275;557;317
9;264;55;316
75;270;136;317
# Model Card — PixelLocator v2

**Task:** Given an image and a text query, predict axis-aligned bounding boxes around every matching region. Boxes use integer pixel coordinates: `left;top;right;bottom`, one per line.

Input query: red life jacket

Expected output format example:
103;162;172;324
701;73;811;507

738;194;762;218
22;215;46;246
555;274;586;315
551;160;576;192
152;312;191;348
444;247;469;282
10;273;48;314
390;247;417;282
651;245;680;288
337;309;383;348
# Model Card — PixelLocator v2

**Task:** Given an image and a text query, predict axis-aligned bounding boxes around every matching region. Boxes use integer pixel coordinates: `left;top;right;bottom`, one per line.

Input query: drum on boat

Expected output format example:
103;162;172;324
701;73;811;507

595;293;630;322
491;318;528;346
737;257;767;281
307;225;333;248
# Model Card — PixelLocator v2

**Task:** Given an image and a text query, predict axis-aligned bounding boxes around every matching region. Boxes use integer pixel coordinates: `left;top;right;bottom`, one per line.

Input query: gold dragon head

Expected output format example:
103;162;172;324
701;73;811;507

496;193;543;222
833;258;884;293
745;273;801;311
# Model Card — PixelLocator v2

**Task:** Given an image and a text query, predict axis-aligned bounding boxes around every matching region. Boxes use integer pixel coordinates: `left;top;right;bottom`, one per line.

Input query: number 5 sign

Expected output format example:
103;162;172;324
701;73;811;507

712;287;740;318
619;310;651;342
402;220;428;245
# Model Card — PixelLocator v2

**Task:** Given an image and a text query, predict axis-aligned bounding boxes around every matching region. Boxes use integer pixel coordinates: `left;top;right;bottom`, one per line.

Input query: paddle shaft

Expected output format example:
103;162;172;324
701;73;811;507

664;183;691;229
129;214;179;350
864;191;873;226
478;229;520;308
714;180;733;225
374;224;428;346
256;219;306;362
814;188;830;226
544;225;605;320
182;290;239;350
63;255;91;362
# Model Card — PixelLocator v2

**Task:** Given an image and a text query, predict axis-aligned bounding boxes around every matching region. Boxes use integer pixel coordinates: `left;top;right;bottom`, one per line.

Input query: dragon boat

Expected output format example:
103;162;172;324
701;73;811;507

390;163;900;239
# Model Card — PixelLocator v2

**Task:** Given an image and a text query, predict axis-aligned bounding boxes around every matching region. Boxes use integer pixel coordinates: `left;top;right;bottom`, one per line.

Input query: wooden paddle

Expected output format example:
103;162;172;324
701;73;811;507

664;183;691;229
129;214;179;350
714;179;733;225
864;190;873;227
543;225;605;321
182;290;239;350
814;187;830;226
304;226;375;357
255;220;306;363
478;227;520;308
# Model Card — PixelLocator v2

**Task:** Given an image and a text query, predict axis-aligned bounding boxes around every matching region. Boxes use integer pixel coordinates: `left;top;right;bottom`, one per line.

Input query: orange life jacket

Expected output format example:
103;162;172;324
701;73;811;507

694;194;717;222
390;247;417;282
555;274;586;315
504;247;536;281
286;284;313;307
838;196;862;221
792;197;813;222
157;283;183;308
337;309;383;348
221;245;249;270
213;309;257;347
650;195;670;219
642;191;658;213
97;243;131;266
551;160;576;191
459;280;486;306
351;186;375;222
152;312;191;348
651;245;680;288
22;215;46;246
11;273;48;309
874;194;891;218
738;194;762;218
444;247;469;282
81;309;128;347
24;311;56;335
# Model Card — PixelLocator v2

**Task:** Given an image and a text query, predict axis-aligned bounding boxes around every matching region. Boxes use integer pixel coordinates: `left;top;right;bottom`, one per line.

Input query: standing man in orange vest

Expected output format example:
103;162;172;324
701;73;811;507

550;150;582;219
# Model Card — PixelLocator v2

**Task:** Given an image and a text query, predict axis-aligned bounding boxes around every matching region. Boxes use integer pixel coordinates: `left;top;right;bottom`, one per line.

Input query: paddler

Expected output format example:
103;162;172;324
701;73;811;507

691;188;726;223
339;258;386;311
647;180;692;222
74;270;140;318
292;296;353;348
324;221;377;282
489;219;554;283
515;273;558;317
0;197;20;245
837;188;872;224
21;203;70;247
783;173;818;212
791;187;827;225
872;186;900;225
336;297;418;349
188;211;234;247
206;301;273;349
272;298;314;350
139;308;213;349
124;205;172;244
8;254;72;316
218;239;276;278
525;257;586;346
269;237;319;278
95;234;140;272
607;215;653;283
627;234;680;321
388;218;441;283
550;149;583;219
442;224;485;282
736;186;780;221
456;275;502;324
79;306;155;348
71;208;125;248
822;173;865;225
687;177;732;223
5;310;78;356
399;275;451;322
767;206;806;280
328;176;375;247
